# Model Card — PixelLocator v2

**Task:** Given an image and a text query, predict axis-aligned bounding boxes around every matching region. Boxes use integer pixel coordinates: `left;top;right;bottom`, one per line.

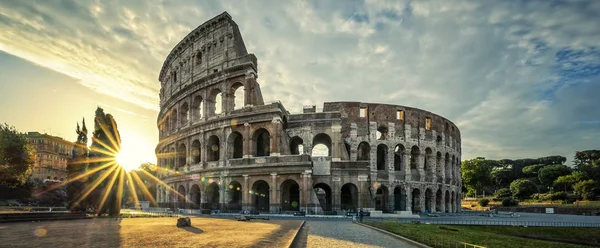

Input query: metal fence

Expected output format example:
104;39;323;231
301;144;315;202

368;225;485;248
369;218;600;227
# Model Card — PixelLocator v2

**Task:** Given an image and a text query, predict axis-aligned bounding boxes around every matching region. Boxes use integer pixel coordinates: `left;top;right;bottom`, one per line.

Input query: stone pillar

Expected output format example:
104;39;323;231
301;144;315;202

301;172;308;213
270;173;278;213
419;189;426;213
243;123;251;158
403;154;411;181
405;185;412;212
388;189;395;212
387;146;395;183
418;153;425;182
245;72;255;106
331;124;342;161
271;118;281;156
243;175;249;211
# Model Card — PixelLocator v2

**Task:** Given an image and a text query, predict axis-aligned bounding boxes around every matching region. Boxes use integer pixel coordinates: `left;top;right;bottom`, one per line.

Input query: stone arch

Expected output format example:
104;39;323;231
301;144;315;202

340;183;358;211
252;180;270;212
191;140;201;164
227;131;243;159
208;88;222;116
445;190;450;213
177;143;187;170
169;147;175;169
313;183;332;212
412;188;421;213
252;128;270;157
425;188;433;213
205;182;220;210
191;184;201;208
450;191;455;213
451;155;456;184
207;135;220;161
177;185;186;209
394;144;405;171
445;153;450;184
170;108;178;130
376;125;388;140
290;136;304;155
312;133;332;157
192;95;203;121
394;186;406;211
375;184;389;212
280;179;300;212
436;189;442;212
377;144;388;170
410;146;420;181
230;82;245;110
179;102;189;126
227;181;242;210
357;142;370;161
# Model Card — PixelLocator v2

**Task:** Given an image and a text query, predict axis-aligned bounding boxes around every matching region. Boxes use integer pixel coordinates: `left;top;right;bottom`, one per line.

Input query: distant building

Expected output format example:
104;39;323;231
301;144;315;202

26;132;74;183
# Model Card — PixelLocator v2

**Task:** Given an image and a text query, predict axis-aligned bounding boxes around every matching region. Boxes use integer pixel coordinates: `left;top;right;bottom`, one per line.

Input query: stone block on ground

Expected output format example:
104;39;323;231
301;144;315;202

177;217;191;227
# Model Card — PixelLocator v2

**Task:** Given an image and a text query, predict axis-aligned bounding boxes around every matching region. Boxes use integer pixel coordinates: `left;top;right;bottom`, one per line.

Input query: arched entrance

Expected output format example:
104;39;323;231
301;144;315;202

412;188;421;213
436;189;442;212
253;128;270;157
280;179;300;212
191;184;201;208
445;191;450;213
341;183;358;211
394;186;406;211
205;182;220;210
177;185;186;209
228;132;243;159
375;185;389;212
252;180;270;212
227;181;242;210
425;188;433;213
313;183;332;212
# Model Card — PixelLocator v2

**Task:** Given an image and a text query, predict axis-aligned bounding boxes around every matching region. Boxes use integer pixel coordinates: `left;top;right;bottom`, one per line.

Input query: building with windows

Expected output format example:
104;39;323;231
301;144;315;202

156;12;462;214
26;132;74;183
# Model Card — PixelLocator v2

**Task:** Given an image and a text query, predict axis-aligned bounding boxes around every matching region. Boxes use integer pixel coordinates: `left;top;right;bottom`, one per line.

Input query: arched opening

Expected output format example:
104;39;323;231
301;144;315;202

280;179;300;212
313;183;332;212
191;140;201;164
436;152;443;183
290;136;304;155
169;147;175;169
394;187;406;211
253;128;270;157
375;185;389;212
177;185;186;209
192;95;203;121
425;188;433;213
341;183;358;211
451;155;456;184
231;82;245;110
227;181;242;210
450;192;455;213
410;146;420;181
171;109;178;130
357;142;370;161
191;184;201;208
445;153;450;184
376;126;388;140
394;145;404;171
412;188;421;213
205;182;220;210
436;189;442;212
425;148;433;181
177;144;186;170
227;132;243;159
445;191;450;213
312;133;332;157
209;89;222;116
180;102;189;126
252;180;270;212
207;135;220;161
377;144;388;170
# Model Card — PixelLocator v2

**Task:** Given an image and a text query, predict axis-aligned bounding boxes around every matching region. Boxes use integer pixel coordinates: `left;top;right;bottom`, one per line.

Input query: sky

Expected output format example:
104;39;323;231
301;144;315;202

0;0;599;167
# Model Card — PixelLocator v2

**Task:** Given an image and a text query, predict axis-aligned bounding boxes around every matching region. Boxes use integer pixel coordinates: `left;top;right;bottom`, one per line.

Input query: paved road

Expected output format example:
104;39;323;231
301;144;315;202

292;220;418;248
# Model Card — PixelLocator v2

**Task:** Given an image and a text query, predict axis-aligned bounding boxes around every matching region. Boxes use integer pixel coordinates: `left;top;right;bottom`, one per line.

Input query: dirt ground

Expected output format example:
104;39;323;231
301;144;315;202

0;217;302;248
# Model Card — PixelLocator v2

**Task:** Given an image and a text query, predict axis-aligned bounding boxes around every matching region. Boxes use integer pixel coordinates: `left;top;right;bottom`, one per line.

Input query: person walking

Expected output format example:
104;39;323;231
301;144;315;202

359;208;364;223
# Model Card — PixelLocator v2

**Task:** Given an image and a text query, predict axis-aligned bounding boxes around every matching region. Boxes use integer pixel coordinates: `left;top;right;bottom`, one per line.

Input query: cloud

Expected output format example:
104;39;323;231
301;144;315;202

0;0;599;162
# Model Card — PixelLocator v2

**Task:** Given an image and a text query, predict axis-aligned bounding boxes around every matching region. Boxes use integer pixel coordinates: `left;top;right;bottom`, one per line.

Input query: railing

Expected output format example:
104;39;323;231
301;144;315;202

365;222;485;248
368;218;600;227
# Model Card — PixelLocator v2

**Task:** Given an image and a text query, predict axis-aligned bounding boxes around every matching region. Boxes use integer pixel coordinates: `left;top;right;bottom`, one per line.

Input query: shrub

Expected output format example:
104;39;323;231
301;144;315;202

550;192;567;201
510;179;538;200
501;197;519;207
494;188;511;200
565;194;579;204
573;180;599;201
478;198;490;207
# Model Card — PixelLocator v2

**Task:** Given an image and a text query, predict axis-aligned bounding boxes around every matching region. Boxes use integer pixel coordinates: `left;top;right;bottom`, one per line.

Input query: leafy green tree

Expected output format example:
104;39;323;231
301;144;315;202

510;179;537;200
538;164;571;187
573;179;599;200
553;171;586;192
574;150;600;181
461;157;494;196
0;124;35;188
491;168;513;189
494;188;511;199
522;164;547;176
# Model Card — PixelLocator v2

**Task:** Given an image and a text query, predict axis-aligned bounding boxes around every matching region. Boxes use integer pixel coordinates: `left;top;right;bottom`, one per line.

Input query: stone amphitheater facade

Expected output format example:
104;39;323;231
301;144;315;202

156;12;462;214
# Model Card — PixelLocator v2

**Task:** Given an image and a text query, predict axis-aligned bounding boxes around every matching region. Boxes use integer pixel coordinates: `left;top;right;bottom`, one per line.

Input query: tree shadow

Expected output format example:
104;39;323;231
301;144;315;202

181;226;204;234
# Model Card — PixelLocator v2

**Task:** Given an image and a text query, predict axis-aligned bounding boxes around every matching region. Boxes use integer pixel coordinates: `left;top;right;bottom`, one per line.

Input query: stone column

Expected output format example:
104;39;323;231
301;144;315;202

331;124;342;161
244;72;255;106
301;172;308;213
403;154;411;181
405;185;412;212
270;173;278;213
243;123;251;158
419;188;426;213
418;153;425;182
387;146;395;183
271;118;282;156
243;175;249;211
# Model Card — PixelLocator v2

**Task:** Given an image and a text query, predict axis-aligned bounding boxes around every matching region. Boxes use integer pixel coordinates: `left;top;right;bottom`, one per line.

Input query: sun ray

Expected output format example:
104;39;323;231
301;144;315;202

90;136;119;155
70;164;119;211
125;170;140;209
68;156;114;165
95;165;120;215
130;171;157;207
115;167;125;214
96;118;121;152
34;161;117;197
138;169;186;200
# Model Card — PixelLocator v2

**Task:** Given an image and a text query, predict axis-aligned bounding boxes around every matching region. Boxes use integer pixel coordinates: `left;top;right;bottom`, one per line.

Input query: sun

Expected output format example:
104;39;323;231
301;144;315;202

115;151;136;172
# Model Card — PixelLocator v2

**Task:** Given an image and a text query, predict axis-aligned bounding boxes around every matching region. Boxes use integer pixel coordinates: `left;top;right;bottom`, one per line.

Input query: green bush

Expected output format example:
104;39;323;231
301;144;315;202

565;194;579;204
550;192;567;201
478;198;490;207
501;197;519;207
494;188;511;200
510;179;538;200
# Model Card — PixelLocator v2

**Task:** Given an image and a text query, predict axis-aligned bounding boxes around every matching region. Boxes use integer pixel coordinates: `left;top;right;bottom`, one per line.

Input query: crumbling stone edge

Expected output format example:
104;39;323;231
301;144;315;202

287;220;306;248
355;222;431;248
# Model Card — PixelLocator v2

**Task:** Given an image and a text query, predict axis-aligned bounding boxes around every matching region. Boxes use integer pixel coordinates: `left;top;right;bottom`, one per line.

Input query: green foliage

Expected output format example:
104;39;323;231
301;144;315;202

550;192;567;201
478;198;490;207
491;168;513;189
553;171;585;191
461;157;494;195
573;179;599;200
501;197;519;207
510;179;537;200
538;164;571;187
522;164;547;176
494;188;511;200
0;124;35;188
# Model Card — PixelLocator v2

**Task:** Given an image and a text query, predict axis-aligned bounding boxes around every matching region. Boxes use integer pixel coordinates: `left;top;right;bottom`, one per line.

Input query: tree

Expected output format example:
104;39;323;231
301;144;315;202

522;164;547;176
553;171;585;192
573;180;599;200
491;168;513;189
538;164;571;187
510;179;537;200
574;150;600;181
0;124;35;188
494;188;511;199
66;119;90;211
461;157;494;196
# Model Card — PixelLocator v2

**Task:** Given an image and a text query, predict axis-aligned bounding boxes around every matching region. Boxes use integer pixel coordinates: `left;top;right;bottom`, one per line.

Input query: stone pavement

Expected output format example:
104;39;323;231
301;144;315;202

291;220;418;248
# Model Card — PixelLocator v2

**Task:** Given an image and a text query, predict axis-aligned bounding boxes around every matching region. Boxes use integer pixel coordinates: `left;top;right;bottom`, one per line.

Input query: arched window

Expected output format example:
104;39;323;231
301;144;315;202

192;95;203;121
290;136;304;155
207;135;220;161
377;144;388;170
180;102;189;126
209;89;222;116
312;133;332;157
191;140;201;164
357;142;370;161
253;128;270;157
231;82;245;110
170;109;178;130
228;132;243;158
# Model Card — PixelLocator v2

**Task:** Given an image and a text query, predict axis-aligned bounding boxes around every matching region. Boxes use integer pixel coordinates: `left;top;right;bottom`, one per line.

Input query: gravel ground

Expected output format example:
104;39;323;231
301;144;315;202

292;220;418;248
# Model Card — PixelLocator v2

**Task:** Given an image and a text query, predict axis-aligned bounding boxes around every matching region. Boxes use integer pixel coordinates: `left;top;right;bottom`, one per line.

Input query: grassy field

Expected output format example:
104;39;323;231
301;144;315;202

367;221;600;248
0;217;302;248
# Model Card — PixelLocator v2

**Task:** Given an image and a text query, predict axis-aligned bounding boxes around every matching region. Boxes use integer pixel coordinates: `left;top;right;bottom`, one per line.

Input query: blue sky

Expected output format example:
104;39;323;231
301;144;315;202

0;0;599;165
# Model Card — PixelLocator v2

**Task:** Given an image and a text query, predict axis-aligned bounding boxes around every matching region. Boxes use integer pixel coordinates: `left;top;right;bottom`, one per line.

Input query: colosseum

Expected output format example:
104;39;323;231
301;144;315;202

155;12;462;215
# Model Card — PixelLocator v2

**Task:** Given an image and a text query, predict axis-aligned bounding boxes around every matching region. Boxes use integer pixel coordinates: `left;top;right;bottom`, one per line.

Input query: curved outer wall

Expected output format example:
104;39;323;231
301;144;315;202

155;12;462;214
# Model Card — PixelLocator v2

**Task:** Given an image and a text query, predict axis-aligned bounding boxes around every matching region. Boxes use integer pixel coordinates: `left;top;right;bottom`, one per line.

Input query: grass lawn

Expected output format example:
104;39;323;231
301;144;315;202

366;221;600;248
0;217;302;248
